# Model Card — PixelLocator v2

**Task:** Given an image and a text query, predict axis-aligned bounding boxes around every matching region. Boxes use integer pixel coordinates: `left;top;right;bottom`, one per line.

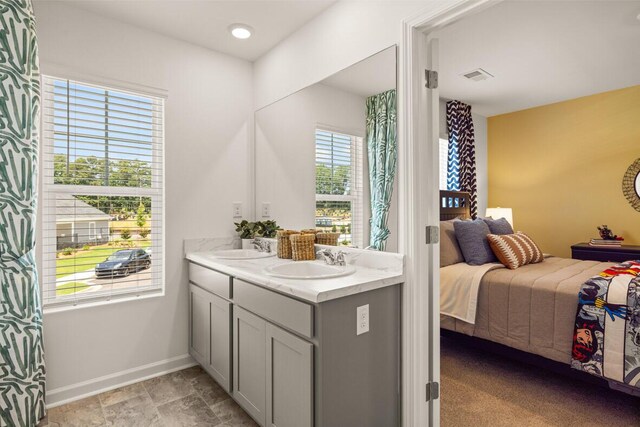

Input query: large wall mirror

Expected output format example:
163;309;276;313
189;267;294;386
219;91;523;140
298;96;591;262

254;46;398;251
623;158;640;212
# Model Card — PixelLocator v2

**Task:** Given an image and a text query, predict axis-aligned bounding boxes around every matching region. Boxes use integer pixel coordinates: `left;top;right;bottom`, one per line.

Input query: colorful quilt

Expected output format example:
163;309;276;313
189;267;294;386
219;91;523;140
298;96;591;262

571;261;640;388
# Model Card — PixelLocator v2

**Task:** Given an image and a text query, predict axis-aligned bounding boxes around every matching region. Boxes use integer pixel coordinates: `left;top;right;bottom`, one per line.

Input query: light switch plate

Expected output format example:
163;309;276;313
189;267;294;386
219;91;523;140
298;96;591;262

356;304;369;335
261;202;271;218
232;202;242;218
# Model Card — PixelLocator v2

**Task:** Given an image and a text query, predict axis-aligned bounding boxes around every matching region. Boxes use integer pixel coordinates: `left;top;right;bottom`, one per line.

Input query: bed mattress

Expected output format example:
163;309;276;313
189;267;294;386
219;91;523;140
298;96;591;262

440;257;614;364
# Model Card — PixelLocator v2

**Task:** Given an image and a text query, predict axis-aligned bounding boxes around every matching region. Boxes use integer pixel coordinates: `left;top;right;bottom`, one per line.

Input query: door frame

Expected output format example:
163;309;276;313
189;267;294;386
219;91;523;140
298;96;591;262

398;1;499;426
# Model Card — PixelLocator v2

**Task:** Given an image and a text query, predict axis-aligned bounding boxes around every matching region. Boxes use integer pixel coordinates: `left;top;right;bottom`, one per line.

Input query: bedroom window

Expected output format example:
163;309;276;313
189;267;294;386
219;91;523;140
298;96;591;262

439;138;449;190
41;76;165;309
315;129;364;248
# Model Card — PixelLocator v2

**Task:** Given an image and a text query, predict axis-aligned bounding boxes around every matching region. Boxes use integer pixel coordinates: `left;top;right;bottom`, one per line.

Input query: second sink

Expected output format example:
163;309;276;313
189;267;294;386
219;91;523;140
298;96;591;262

264;261;356;280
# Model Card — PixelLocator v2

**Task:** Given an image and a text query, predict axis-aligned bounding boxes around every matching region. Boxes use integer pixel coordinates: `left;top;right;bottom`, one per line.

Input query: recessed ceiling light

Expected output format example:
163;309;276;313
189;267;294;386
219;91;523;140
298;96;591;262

229;24;253;40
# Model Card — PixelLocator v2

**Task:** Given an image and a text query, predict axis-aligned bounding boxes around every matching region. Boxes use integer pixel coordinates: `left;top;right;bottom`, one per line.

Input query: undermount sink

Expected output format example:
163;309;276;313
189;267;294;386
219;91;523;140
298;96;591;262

264;261;356;280
208;249;275;260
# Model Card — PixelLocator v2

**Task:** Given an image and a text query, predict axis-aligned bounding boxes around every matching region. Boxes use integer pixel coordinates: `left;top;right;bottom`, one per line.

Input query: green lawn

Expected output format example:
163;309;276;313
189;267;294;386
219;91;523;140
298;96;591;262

56;240;151;278
56;282;90;296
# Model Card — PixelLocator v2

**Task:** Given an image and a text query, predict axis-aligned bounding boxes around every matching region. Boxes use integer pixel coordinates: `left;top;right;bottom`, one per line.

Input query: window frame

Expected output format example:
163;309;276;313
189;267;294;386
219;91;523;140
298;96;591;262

314;126;365;248
40;74;166;311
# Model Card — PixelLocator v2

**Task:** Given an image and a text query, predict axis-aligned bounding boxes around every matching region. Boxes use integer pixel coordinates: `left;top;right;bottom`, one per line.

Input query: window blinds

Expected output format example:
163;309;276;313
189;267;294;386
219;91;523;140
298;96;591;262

41;76;165;309
315;129;364;248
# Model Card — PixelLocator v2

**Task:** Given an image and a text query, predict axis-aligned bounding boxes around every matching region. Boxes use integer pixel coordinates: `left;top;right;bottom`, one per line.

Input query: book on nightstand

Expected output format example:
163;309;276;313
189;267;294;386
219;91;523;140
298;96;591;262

589;238;622;247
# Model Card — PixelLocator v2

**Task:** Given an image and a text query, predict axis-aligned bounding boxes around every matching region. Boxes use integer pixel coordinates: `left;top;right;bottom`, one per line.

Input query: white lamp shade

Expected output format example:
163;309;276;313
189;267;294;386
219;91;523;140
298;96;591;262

485;207;513;228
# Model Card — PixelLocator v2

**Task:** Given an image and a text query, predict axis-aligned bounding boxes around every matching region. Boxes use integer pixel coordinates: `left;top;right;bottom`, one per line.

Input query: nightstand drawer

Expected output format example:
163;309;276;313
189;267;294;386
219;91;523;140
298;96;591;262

571;243;640;263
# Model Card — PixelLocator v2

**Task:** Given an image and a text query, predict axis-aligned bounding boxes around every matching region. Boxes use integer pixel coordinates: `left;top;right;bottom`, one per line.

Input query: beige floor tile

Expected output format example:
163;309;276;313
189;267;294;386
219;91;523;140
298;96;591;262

102;394;163;427
143;371;194;406
191;372;231;406
157;394;221;426
46;396;105;427
210;399;258;427
98;382;148;407
180;365;205;381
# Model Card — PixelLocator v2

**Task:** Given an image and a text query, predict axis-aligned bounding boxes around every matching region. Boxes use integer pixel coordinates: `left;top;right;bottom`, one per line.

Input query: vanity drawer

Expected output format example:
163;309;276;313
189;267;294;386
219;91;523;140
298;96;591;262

234;279;314;339
189;263;232;299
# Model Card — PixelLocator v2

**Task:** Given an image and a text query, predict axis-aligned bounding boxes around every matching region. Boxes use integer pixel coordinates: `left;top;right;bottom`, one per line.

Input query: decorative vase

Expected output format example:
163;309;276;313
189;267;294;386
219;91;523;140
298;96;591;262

242;239;254;250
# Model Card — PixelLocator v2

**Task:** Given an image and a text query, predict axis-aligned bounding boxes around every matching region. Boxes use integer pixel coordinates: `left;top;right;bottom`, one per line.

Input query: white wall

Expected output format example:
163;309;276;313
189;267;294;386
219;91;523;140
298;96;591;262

35;3;253;405
253;1;454;109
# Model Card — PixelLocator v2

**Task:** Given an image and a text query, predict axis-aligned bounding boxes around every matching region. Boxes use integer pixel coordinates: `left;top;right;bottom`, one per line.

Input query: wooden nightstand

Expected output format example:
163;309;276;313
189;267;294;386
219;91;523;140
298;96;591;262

571;243;640;263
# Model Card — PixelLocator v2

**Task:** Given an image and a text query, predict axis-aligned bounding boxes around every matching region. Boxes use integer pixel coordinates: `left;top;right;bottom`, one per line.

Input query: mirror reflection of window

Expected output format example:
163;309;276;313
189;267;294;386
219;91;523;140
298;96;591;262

315;129;364;247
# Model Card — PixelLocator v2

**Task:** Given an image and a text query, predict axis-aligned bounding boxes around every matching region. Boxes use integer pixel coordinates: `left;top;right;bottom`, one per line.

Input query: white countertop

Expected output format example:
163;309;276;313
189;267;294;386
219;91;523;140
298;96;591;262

185;248;405;304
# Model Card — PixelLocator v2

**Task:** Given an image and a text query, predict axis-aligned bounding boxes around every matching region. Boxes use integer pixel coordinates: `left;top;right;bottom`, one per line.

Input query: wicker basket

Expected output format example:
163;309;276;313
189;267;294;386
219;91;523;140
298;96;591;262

276;230;299;259
290;234;317;261
316;232;340;246
301;229;319;235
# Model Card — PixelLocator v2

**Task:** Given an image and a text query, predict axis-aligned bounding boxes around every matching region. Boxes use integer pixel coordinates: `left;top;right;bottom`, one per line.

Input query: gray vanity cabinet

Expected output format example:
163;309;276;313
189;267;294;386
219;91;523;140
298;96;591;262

188;283;231;392
233;306;267;426
188;260;400;427
208;291;231;391
189;284;211;366
265;323;313;427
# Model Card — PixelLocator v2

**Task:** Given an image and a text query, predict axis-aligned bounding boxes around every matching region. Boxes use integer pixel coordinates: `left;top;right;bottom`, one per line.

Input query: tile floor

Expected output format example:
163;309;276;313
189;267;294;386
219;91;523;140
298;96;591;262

38;366;258;427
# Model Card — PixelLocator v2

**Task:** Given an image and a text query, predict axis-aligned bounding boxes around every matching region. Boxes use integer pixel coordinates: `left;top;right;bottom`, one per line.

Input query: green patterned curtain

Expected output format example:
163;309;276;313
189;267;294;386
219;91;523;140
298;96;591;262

366;89;397;251
0;1;46;425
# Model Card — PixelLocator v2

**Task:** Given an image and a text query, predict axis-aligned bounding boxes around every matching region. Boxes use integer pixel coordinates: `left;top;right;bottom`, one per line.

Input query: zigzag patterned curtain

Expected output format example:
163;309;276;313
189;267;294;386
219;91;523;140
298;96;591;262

0;1;47;425
366;89;397;251
446;100;478;218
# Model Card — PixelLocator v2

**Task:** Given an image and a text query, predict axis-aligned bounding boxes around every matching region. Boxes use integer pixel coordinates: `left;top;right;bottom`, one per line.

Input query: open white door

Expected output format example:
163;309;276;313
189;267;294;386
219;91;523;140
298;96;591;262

423;36;441;426
402;29;441;426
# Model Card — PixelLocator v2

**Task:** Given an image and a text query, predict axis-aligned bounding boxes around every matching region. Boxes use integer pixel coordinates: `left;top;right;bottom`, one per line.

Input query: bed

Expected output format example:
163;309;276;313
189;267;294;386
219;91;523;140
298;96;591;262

438;191;639;395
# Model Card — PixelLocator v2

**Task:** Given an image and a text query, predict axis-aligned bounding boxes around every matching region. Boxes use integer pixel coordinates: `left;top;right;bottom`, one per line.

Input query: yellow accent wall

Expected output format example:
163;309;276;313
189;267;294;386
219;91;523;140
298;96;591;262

488;85;640;258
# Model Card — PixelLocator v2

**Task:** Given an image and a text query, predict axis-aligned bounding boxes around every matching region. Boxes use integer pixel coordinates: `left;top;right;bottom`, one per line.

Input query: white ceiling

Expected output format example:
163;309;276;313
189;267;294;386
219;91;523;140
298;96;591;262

321;46;396;97
52;0;336;61
435;1;640;117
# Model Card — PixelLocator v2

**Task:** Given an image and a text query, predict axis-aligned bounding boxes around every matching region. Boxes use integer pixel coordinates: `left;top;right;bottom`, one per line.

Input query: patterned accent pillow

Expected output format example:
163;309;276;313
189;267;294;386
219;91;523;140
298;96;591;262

487;232;544;269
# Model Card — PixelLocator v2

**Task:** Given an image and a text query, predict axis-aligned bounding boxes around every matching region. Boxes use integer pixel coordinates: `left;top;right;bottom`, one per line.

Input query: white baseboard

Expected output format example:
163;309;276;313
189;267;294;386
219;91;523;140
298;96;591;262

46;353;196;408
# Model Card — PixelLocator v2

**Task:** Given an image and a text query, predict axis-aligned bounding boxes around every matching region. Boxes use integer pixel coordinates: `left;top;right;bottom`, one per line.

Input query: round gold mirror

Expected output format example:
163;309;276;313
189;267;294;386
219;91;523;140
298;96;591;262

623;158;640;212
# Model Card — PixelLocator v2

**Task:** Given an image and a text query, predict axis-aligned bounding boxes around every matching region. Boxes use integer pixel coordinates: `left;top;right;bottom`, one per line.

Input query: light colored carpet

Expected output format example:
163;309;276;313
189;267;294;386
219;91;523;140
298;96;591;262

441;336;640;427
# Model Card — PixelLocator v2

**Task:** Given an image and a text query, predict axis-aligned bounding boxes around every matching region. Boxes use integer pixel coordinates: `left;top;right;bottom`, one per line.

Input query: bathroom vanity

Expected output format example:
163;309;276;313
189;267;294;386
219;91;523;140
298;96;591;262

185;246;404;427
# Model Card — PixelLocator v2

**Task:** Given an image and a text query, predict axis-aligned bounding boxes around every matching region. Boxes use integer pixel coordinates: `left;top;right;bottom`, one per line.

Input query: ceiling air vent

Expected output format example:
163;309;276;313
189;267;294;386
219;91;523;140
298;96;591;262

462;68;494;82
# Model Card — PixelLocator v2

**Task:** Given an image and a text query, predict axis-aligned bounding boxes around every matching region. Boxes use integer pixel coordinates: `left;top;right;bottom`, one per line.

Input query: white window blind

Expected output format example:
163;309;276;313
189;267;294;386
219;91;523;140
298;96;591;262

41;76;165;309
315;129;364;248
439;138;449;190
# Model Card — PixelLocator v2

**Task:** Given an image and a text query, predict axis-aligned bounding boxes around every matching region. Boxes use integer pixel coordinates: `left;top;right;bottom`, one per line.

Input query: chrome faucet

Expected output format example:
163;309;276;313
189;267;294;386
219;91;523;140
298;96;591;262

316;249;347;266
251;238;271;253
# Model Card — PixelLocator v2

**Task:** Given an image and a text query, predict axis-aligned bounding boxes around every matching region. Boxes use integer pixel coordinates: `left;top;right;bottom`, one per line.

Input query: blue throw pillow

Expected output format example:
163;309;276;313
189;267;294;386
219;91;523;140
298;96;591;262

482;217;514;235
453;219;497;265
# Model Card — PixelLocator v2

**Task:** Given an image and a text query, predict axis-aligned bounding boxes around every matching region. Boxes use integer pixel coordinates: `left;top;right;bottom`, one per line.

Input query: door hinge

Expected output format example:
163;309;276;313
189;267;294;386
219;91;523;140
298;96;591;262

425;225;439;245
426;382;440;402
425;70;438;89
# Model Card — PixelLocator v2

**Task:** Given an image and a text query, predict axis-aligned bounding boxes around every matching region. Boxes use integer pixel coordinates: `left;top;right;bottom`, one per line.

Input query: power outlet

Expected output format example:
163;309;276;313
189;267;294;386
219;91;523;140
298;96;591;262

356;304;369;336
261;202;271;218
232;202;242;218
